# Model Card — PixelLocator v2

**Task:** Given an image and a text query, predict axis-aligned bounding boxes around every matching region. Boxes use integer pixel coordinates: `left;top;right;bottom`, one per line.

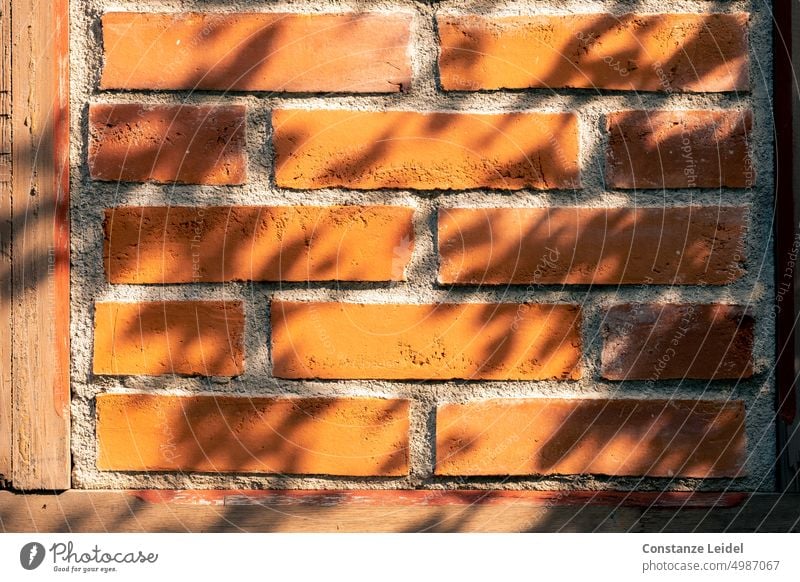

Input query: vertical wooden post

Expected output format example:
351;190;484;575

0;0;11;484
10;0;70;489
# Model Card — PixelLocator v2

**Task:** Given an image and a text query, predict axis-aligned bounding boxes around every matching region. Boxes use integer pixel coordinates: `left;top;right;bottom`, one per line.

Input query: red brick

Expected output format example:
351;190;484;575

438;13;749;92
88;103;246;185
104;206;414;283
96;394;409;476
601;304;753;380
100;12;412;93
273;109;580;190
271;301;582;380
93;301;245;377
606;110;753;189
436;399;746;477
438;206;746;285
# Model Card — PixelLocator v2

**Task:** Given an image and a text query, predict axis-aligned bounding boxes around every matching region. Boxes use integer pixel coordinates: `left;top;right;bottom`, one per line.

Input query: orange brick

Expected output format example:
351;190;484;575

601;304;754;380
88;103;246;185
273;109;580;190
104;206;414;283
93;301;245;377
436;399;745;477
271;301;582;380
438;206;746;285
606;110;753;189
96;394;409;476
438;13;749;92
100;12;412;93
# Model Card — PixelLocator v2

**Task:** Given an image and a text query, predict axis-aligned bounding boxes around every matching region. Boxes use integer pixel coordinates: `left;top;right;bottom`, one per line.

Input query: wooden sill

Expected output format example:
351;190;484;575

1;490;797;532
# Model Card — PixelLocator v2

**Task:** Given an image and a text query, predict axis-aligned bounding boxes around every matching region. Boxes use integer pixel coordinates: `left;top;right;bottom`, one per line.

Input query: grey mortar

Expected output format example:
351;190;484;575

70;0;777;491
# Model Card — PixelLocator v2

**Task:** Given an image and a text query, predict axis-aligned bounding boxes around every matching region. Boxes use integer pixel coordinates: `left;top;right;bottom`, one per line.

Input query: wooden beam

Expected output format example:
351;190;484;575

0;490;797;533
9;0;70;489
0;0;11;484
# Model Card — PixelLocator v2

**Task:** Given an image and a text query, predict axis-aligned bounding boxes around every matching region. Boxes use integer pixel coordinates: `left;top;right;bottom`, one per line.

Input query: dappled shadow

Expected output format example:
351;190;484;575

103;205;414;284
88;103;247;185
438;206;747;286
100;12;412;94
270;300;581;381
77;3;761;501
94;394;409;478
437;12;749;92
436;399;746;479
0;1;779;539
91;300;245;377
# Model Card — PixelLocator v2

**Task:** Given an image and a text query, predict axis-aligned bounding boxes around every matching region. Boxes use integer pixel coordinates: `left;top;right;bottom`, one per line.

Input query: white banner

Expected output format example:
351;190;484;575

0;533;796;581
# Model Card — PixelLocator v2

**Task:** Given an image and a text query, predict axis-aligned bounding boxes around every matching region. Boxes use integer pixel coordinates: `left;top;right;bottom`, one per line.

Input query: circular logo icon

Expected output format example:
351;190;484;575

20;542;46;570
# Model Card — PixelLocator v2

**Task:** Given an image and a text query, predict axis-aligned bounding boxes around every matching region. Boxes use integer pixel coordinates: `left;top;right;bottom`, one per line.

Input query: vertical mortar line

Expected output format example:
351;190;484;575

401;1;446;482
406;387;437;483
71;0;108;487
410;1;439;101
741;1;779;489
575;101;611;393
243;99;274;392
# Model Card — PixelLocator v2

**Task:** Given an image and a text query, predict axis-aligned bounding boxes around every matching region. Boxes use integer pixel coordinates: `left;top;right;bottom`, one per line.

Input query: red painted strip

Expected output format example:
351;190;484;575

129;490;748;509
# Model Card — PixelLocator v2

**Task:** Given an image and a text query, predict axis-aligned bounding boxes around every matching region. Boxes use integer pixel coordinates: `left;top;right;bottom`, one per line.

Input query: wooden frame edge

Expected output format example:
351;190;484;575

0;490;798;533
8;0;70;490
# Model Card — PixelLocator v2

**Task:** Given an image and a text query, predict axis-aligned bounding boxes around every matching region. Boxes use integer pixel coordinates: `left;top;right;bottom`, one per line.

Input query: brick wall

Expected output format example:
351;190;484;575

71;0;776;491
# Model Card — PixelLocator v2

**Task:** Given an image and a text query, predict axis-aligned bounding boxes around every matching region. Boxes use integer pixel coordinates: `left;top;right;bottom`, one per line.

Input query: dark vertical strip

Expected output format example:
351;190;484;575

774;0;800;491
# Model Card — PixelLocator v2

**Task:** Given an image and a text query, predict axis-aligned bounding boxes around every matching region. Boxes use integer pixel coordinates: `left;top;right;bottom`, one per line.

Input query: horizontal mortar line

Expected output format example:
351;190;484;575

434;1;755;16
70;472;747;491
95;0;750;9
96;0;752;10
86;380;760;399
93;2;425;14
85;91;754;111
82;183;760;203
89;286;759;304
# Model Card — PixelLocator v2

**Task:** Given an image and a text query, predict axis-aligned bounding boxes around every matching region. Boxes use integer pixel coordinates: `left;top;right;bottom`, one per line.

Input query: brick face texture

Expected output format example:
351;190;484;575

97;394;410;475
438;13;749;92
100;13;413;93
606;110;754;189
601;304;754;380
93;301;245;377
104;206;414;283
271;301;582;380
438;206;747;285
83;2;764;489
273;109;580;190
88;103;247;185
435;399;746;478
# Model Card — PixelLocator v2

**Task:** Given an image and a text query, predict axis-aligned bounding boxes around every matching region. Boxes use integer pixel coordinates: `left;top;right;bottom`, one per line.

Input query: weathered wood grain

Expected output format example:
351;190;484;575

10;0;70;489
0;0;12;484
1;491;797;533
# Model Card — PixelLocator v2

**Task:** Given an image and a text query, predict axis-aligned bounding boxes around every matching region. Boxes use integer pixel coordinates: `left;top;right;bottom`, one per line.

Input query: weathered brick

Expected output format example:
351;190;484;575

96;394;409;476
601;304;754;380
438;206;746;285
436;399;746;477
606;110;753;189
273;109;580;190
104;205;414;283
438;13;749;92
271;301;582;380
93;301;245;376
88;103;246;185
100;12;412;93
